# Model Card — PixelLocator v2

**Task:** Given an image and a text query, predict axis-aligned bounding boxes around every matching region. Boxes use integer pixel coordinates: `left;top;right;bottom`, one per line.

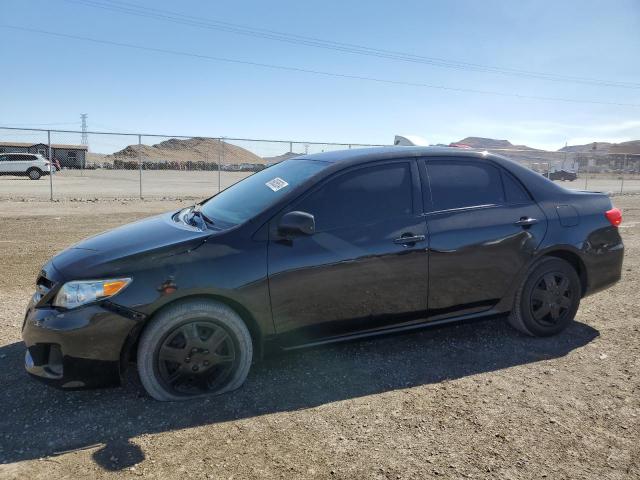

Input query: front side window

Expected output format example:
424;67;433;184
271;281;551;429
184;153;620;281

426;160;504;211
294;162;413;232
200;159;327;226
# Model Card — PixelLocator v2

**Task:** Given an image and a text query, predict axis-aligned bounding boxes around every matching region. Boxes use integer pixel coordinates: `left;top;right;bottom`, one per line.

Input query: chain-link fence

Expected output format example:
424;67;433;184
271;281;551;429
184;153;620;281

0;127;383;200
485;147;640;195
1;127;639;200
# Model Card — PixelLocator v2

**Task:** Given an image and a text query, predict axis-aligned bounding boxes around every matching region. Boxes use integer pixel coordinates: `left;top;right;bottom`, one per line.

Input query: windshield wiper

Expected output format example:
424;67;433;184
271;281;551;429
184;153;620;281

187;206;215;229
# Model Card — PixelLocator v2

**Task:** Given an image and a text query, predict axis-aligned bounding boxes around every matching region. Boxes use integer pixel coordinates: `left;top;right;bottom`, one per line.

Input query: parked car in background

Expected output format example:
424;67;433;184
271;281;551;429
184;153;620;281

549;169;578;181
22;146;624;401
0;153;56;179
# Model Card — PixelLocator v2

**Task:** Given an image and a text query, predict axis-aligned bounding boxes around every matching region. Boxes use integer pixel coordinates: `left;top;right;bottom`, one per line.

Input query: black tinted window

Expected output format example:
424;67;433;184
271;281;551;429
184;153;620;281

426;160;504;211
502;171;531;203
296;163;413;231
201;159;327;226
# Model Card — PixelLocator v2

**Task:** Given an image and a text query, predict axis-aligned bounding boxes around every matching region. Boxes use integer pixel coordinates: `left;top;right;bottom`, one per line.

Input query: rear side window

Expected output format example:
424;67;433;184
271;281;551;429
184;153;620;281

425;160;504;211
295;162;413;231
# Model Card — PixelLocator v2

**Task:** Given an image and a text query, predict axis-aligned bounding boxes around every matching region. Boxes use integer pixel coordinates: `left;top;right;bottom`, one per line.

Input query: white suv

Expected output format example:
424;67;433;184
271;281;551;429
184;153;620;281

0;153;56;180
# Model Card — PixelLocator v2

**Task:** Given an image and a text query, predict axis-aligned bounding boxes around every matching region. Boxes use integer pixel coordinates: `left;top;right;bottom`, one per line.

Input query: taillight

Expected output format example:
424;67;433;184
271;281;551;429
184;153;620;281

605;208;622;227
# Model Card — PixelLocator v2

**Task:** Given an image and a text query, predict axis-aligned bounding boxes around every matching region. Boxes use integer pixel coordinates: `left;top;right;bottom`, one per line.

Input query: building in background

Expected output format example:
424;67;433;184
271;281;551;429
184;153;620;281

0;141;88;168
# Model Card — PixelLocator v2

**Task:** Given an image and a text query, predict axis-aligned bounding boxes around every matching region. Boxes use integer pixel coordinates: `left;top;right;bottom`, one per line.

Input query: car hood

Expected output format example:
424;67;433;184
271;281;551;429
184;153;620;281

50;212;211;280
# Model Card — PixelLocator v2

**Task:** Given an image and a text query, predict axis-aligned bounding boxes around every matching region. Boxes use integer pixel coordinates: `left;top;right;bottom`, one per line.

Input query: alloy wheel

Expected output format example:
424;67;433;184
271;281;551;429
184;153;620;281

155;321;237;396
529;272;574;325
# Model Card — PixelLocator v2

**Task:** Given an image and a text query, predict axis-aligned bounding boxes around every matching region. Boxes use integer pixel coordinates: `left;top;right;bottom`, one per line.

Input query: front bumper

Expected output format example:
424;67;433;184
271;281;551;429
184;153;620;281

22;296;142;389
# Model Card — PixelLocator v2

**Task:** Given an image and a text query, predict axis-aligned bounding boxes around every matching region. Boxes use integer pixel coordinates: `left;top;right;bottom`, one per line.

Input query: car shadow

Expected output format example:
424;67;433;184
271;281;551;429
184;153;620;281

0;317;599;471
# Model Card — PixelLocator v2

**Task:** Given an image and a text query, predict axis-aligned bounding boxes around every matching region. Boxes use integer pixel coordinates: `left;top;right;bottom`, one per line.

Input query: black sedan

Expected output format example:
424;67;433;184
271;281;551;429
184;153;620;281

549;170;578;182
22;147;624;401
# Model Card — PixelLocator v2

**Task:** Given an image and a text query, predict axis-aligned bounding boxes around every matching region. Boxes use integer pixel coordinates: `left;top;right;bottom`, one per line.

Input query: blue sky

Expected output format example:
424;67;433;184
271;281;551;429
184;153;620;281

1;0;639;153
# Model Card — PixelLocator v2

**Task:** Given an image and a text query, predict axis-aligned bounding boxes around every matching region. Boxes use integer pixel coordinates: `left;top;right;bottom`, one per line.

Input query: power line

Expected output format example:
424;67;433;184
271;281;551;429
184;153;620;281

0;121;79;126
3;24;640;109
60;0;640;90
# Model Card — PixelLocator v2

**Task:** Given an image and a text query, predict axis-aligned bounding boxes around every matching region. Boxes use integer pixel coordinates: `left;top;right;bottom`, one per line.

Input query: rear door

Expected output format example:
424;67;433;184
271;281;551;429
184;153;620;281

268;159;429;345
420;157;547;319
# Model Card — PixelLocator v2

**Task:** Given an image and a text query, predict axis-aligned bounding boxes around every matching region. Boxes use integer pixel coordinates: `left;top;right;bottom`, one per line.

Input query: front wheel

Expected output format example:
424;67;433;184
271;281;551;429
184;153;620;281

508;257;581;337
137;299;253;401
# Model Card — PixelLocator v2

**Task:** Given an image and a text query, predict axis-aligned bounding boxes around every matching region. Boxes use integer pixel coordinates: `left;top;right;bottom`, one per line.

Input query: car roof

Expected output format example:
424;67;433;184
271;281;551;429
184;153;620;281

1;152;39;156
295;146;495;164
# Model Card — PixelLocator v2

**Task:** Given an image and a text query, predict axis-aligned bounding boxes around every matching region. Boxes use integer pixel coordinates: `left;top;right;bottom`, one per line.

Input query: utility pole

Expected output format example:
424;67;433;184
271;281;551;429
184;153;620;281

80;114;88;146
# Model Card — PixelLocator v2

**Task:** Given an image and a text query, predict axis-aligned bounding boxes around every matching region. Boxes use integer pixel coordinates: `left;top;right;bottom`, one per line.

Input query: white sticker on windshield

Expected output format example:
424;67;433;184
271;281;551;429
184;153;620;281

265;177;289;192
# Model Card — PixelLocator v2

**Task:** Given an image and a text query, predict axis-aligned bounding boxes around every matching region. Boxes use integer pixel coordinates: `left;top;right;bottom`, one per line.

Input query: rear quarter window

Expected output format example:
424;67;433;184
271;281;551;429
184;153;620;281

501;170;532;204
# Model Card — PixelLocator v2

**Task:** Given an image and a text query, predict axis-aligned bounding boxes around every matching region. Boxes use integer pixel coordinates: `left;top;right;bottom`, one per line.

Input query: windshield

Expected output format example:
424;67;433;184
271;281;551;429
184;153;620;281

200;159;327;226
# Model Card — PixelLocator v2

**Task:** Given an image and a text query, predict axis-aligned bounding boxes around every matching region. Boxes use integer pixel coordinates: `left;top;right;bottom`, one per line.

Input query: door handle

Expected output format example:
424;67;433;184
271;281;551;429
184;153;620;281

393;234;426;245
515;217;538;226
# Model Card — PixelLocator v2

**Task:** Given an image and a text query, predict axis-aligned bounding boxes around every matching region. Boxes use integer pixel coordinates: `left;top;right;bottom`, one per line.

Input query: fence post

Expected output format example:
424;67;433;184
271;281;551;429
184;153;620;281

218;138;222;193
621;154;626;194
138;134;143;199
48;130;53;201
584;162;589;191
289;141;293;153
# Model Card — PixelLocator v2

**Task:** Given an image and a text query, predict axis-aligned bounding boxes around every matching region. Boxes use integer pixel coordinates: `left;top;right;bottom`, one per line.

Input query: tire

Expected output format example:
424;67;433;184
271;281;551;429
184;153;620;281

27;168;42;180
137;299;253;401
508;257;581;337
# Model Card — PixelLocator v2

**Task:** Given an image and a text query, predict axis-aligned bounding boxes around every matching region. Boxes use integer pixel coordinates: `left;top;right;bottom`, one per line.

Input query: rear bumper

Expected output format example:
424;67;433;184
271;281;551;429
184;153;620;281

21;297;141;389
584;241;624;297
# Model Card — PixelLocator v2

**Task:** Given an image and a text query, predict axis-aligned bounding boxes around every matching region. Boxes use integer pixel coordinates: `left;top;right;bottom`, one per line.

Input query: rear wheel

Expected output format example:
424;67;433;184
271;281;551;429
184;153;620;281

27;168;42;180
508;257;581;336
137;299;253;401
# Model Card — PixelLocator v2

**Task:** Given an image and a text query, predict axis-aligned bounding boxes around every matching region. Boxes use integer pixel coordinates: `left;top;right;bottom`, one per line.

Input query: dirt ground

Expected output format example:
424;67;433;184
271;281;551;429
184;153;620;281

0;197;638;479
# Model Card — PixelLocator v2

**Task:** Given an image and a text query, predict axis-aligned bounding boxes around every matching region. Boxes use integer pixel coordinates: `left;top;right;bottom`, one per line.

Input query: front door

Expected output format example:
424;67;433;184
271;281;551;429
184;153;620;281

4;154;23;173
267;160;429;346
420;157;547;319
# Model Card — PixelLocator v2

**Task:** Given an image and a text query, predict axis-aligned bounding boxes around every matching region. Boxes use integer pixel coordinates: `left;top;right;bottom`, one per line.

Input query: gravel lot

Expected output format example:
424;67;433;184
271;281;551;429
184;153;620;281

0;170;253;200
0;197;638;479
1;170;639;200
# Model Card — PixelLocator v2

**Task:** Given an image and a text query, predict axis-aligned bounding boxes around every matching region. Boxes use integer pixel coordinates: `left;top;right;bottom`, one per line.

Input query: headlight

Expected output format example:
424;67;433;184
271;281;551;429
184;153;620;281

53;278;132;309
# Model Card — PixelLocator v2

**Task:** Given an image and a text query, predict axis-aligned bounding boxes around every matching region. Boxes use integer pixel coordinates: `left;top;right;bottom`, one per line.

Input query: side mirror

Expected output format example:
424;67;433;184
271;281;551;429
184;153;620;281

278;211;315;237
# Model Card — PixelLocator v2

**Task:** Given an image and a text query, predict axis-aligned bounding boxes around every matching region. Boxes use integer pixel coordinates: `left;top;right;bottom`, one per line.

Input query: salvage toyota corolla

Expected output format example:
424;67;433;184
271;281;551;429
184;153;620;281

23;147;624;401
